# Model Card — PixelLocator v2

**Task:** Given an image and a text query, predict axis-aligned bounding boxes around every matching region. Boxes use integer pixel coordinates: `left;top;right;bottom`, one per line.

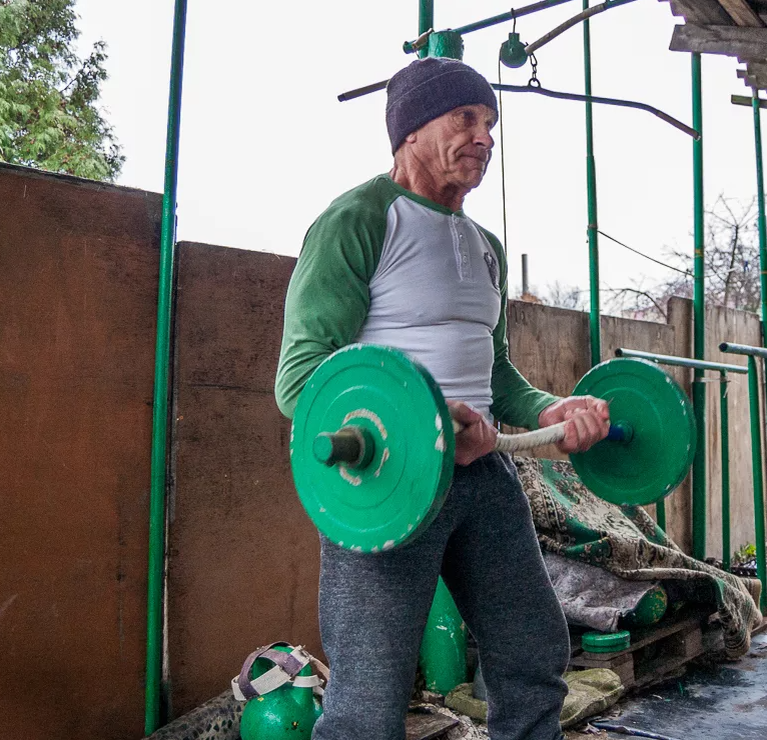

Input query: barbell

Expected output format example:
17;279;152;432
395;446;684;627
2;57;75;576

290;344;696;553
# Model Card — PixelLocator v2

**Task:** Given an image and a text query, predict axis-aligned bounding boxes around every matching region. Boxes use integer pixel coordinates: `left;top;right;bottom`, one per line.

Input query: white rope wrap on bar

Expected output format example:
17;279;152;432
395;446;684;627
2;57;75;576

452;420;567;453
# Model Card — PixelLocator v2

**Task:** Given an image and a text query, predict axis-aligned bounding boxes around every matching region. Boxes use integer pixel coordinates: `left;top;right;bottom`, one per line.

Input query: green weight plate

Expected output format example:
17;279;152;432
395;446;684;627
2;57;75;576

582;630;630;654
571;358;696;507
291;344;455;553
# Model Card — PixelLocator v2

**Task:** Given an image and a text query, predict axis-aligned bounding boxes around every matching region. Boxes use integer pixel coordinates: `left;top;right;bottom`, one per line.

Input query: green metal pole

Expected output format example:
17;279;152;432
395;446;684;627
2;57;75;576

583;0;600;366
145;0;187;733
753;89;767;329
720;371;731;571
747;356;767;611
720;342;767;609
691;52;707;561
655;499;666;532
418;0;434;58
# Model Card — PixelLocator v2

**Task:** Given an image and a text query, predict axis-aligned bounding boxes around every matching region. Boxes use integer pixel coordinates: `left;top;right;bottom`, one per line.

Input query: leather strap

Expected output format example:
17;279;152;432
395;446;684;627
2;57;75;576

232;643;314;701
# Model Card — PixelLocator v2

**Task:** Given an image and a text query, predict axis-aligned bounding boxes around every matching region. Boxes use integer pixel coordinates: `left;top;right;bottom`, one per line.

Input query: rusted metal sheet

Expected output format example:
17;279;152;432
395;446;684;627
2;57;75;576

0;162;162;739
168;243;321;717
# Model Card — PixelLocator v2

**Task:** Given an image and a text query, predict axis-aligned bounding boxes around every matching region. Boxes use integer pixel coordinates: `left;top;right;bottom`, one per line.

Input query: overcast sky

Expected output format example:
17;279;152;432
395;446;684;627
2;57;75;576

73;0;761;305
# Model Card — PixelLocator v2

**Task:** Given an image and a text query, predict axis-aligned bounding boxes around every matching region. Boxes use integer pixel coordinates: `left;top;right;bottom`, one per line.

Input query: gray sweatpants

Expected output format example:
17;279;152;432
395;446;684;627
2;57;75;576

312;452;570;740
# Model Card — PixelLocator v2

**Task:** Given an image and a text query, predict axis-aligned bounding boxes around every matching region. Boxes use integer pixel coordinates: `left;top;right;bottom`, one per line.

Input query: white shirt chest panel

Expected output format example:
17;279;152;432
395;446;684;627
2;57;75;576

367;196;500;328
356;195;502;416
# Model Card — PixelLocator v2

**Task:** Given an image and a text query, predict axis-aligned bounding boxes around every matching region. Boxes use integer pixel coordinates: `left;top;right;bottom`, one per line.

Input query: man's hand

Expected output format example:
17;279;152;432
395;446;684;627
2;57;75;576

537;396;610;454
447;401;498;466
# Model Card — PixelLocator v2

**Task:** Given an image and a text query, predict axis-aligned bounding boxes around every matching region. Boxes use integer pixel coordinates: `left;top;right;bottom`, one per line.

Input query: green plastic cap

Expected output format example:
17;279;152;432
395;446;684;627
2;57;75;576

581;630;630;654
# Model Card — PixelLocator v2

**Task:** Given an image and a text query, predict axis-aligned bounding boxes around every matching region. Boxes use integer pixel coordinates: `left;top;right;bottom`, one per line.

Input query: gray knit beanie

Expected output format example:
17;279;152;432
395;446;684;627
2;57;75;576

385;57;498;154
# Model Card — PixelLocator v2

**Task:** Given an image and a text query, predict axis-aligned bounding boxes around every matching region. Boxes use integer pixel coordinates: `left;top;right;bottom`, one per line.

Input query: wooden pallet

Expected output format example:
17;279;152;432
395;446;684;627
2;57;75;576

752;615;767;636
568;612;707;690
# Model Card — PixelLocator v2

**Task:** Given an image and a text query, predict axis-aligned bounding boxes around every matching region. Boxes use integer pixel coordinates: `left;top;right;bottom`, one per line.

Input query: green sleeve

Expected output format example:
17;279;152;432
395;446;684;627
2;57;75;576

482;229;560;429
275;184;388;419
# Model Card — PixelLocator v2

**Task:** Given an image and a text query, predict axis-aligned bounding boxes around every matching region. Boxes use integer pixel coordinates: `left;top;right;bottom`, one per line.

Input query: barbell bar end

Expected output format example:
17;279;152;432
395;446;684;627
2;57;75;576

607;422;633;444
312;427;374;469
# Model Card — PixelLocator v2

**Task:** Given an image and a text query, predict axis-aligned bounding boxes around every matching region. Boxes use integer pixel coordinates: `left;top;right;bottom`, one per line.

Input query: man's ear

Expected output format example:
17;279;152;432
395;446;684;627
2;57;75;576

404;131;417;144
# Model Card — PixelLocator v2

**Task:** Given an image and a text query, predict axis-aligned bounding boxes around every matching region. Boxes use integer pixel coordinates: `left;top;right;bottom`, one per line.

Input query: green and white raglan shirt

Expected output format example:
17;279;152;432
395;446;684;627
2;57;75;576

275;174;558;427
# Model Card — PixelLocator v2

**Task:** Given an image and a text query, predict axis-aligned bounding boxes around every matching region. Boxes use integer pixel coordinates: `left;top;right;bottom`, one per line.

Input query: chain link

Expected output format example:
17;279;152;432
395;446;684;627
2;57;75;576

528;52;541;87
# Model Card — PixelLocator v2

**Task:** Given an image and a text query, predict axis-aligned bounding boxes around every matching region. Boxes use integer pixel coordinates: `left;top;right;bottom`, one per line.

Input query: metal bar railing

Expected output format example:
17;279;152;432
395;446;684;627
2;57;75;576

614;348;746;375
720;342;767;611
615;349;746;566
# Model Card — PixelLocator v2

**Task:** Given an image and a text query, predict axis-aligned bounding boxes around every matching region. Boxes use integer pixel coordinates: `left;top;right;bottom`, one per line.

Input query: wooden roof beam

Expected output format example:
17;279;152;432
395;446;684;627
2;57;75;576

662;0;733;25
718;0;765;26
737;67;762;86
670;23;767;57
732;93;767;106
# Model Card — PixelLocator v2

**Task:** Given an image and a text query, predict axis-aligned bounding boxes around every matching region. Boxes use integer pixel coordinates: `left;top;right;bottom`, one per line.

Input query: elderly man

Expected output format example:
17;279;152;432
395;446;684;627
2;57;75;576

275;58;609;740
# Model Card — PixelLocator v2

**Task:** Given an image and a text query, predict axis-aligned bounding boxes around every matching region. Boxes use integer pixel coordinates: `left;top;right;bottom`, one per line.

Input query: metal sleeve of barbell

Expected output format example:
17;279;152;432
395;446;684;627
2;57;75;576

452;419;567;452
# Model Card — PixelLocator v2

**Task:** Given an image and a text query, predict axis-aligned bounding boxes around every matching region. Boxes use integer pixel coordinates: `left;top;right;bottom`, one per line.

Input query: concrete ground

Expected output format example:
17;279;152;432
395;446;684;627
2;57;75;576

565;631;767;740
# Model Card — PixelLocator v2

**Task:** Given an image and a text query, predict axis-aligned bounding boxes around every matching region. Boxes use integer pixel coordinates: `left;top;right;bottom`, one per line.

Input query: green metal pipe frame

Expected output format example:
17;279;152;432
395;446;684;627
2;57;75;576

418;0;434;59
754;90;767;332
691;52;707;562
404;0;576;53
615;349;744;566
145;0;188;733
583;0;600;367
747;355;765;612
720;343;767;612
614;348;746;375
721;371;731;572
492;84;699;139
754;89;767;595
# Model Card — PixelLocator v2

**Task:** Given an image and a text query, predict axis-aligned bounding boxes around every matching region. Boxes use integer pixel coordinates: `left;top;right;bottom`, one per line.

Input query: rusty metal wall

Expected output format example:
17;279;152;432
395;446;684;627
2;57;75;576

167;243;319;716
3;160;764;736
0;163;161;739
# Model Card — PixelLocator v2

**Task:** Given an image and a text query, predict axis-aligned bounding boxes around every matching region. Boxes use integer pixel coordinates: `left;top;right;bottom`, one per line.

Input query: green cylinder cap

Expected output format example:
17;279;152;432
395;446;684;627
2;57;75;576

581;630;630;654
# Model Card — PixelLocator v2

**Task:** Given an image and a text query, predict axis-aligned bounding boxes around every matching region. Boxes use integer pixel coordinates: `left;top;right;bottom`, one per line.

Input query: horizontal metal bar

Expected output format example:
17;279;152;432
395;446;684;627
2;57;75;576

615;348;747;374
403;0;576;53
720;342;767;360
492;83;700;139
338;79;388;102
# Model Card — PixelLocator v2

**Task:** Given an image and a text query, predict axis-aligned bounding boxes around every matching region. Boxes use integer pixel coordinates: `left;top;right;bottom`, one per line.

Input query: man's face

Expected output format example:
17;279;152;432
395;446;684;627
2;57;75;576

406;103;497;193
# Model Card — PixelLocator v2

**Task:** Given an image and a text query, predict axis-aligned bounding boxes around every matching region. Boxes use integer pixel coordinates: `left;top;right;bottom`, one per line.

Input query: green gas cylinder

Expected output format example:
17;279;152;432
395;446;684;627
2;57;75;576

419;577;467;695
239;646;322;740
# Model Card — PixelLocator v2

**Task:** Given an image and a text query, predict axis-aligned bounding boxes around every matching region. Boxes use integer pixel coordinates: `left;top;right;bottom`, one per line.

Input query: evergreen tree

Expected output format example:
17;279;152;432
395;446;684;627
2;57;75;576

0;0;123;181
